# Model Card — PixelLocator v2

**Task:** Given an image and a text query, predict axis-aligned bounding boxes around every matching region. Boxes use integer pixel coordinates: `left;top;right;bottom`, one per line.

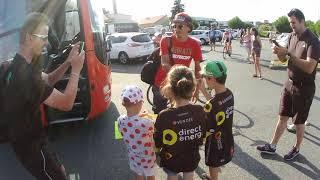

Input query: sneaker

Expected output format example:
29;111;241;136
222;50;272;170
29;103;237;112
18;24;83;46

287;124;296;133
284;147;299;161
257;143;276;154
201;173;211;180
287;121;310;133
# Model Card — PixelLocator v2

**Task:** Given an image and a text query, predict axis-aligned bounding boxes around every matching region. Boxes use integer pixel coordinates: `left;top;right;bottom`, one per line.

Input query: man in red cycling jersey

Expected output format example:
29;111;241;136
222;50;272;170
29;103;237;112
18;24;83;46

152;12;203;114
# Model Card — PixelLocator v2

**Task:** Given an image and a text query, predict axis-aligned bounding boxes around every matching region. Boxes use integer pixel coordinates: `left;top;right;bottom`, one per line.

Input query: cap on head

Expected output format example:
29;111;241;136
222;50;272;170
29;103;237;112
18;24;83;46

201;60;227;78
121;85;144;104
173;12;193;31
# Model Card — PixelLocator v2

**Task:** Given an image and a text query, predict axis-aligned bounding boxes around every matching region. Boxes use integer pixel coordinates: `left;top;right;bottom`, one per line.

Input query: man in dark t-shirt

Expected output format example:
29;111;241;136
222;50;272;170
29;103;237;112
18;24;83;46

2;13;84;179
257;9;320;161
199;60;234;180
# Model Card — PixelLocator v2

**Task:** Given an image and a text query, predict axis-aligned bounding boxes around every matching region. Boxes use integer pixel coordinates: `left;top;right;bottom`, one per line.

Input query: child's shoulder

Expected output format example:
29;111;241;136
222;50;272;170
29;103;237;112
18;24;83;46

137;114;156;124
117;114;127;121
190;104;204;111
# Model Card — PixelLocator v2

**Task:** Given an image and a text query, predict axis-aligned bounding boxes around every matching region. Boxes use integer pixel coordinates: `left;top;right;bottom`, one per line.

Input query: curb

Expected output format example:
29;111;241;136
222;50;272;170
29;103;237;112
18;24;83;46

269;60;288;70
269;60;320;71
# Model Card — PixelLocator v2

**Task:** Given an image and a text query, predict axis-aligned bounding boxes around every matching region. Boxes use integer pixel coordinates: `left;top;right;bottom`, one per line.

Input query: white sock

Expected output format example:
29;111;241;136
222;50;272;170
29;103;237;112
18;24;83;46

270;144;277;149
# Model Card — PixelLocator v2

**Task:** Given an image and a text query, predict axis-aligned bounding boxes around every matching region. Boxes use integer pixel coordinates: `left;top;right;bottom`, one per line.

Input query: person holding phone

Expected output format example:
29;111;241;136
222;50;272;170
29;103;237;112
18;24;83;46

1;12;84;179
257;9;320;161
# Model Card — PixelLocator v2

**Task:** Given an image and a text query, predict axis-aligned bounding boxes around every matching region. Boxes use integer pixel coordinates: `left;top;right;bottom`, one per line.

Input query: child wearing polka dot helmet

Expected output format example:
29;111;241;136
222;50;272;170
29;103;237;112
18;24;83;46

118;85;156;179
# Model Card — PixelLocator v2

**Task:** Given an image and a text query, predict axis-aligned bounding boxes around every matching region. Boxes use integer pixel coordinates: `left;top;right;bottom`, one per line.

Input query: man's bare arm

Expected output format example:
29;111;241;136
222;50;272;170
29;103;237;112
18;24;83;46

161;54;171;72
44;73;80;111
46;61;71;86
43;42;82;86
194;61;201;79
44;47;85;111
289;55;318;74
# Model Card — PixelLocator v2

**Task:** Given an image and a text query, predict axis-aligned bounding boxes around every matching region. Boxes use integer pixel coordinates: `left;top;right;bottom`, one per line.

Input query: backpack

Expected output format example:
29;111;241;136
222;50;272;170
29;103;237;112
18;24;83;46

141;37;172;85
0;60;12;140
0;60;12;104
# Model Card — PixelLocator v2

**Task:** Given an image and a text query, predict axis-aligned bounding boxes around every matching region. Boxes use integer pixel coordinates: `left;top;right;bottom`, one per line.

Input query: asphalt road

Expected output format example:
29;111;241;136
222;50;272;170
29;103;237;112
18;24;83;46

0;39;319;180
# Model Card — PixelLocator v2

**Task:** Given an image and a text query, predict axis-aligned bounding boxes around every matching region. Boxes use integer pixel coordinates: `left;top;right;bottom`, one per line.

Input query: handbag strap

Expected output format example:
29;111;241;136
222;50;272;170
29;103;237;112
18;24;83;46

167;36;173;65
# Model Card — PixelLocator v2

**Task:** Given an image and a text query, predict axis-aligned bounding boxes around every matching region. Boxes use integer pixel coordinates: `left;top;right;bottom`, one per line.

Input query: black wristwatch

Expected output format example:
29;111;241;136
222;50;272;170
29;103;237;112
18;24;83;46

286;51;292;57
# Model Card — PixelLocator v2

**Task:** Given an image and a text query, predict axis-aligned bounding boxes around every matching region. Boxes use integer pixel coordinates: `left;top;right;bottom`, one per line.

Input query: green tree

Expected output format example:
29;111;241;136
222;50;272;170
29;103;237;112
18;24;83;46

243;22;253;29
192;19;199;30
258;24;273;37
315;21;320;37
273;16;291;33
305;20;319;36
228;16;244;29
170;0;185;22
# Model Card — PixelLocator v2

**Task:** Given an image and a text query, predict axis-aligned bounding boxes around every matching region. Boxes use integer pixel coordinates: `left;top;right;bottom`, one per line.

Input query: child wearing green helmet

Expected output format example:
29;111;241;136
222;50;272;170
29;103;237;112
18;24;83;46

199;60;235;180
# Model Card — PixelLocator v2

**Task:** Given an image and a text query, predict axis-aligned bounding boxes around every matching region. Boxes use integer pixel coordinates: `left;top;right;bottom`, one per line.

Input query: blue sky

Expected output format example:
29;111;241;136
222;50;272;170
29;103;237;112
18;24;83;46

100;0;320;22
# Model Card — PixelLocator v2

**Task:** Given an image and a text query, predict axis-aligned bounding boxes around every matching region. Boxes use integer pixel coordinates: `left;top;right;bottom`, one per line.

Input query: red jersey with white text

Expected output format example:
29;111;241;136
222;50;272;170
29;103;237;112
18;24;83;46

154;36;202;87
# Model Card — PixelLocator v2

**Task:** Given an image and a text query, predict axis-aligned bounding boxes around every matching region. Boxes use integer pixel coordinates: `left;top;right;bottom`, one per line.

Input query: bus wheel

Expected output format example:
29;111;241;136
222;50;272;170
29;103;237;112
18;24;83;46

118;52;129;64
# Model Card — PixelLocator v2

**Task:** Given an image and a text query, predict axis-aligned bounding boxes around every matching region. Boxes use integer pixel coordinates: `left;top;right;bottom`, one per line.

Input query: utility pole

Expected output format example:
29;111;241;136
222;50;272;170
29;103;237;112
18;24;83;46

112;0;117;14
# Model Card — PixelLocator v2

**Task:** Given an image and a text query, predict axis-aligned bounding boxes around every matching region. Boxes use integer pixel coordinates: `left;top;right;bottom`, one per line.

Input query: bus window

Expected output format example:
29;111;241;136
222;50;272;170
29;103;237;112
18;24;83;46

88;0;109;65
0;0;26;62
64;0;80;41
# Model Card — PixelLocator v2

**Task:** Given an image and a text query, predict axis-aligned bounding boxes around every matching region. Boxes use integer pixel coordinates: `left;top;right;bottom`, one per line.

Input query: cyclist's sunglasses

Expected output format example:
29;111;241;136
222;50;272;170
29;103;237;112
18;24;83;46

32;34;48;41
172;24;184;30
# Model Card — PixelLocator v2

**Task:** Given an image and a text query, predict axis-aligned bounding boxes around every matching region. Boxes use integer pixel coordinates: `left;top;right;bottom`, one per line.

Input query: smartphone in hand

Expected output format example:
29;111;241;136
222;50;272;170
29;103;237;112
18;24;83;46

272;40;280;47
79;41;85;53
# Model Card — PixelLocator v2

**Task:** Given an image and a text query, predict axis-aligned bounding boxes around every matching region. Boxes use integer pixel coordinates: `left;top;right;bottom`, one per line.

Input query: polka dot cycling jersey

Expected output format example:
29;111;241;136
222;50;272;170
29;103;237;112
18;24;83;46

118;115;156;159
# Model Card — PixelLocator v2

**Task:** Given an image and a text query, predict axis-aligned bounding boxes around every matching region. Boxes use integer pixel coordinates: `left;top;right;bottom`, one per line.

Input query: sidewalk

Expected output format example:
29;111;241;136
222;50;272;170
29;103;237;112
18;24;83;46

269;59;320;70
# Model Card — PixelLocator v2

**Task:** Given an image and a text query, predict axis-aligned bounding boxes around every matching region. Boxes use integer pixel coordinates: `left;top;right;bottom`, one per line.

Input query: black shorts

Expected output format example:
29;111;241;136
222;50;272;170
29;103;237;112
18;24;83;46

225;38;231;44
205;135;234;167
11;136;67;180
252;48;261;58
279;79;315;124
210;37;216;43
152;85;168;114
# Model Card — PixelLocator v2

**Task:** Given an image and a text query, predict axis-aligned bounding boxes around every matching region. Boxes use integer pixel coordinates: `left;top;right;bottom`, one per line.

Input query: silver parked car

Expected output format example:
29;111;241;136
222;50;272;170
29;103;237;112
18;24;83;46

189;30;210;45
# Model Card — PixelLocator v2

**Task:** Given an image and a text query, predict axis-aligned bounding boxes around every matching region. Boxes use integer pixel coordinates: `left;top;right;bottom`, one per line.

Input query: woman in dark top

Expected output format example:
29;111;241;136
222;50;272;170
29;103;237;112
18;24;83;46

251;27;263;79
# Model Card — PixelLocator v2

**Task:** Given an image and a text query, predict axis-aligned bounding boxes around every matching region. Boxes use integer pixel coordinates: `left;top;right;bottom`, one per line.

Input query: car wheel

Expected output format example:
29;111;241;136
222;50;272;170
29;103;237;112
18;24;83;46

200;38;206;45
118;52;129;64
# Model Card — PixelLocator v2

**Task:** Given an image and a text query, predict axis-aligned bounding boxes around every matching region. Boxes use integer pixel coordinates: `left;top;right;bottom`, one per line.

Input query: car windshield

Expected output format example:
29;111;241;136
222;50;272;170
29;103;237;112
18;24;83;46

110;36;127;44
88;0;105;33
63;0;80;41
131;34;151;43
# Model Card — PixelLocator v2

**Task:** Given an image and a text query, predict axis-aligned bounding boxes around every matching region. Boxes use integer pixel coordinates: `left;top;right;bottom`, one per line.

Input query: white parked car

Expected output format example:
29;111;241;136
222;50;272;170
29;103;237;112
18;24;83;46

107;32;155;64
189;30;210;45
275;33;291;47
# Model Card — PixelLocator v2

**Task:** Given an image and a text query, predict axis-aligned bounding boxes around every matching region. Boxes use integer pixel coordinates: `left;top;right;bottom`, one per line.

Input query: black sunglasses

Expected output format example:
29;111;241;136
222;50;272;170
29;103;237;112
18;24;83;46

172;24;184;30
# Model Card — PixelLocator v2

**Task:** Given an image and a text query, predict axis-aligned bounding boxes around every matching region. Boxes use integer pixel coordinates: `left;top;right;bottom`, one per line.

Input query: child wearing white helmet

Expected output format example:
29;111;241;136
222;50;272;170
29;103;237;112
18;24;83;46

118;85;156;180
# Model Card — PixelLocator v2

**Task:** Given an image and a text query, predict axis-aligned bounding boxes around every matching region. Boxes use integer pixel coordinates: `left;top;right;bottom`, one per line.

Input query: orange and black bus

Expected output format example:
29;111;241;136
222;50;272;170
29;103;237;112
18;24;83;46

0;0;112;126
